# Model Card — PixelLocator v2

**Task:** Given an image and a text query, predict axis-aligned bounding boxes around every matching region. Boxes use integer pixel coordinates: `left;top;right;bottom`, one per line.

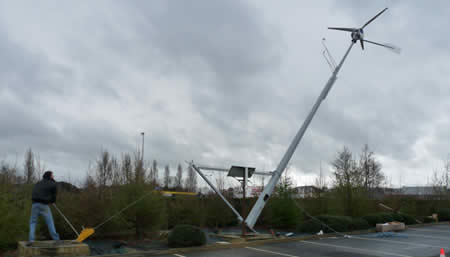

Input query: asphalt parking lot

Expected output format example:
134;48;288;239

160;224;450;257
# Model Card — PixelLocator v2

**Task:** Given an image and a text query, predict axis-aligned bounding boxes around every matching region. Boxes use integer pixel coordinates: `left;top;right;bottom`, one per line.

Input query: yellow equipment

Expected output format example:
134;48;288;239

160;190;197;197
76;228;95;242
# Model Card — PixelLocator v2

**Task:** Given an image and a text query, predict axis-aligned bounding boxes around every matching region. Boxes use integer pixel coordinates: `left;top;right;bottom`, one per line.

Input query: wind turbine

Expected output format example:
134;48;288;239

328;8;401;53
243;8;400;230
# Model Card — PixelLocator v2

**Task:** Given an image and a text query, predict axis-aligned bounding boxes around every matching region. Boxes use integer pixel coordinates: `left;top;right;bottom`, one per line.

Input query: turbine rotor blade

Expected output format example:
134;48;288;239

363;39;401;54
361;8;388;29
328;27;357;32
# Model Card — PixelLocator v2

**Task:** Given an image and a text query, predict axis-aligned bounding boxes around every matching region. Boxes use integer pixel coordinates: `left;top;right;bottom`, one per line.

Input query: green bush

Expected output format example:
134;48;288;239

168;225;206;248
422;216;436;223
362;214;382;227
350;218;370;231
362;212;394;227
168;198;204;228
297;215;369;233
317;215;352;233
438;208;450;221
0;186;30;250
392;213;405;222
265;197;301;229
362;212;417;227
399;213;417;225
297;219;322;233
378;212;394;222
204;196;237;228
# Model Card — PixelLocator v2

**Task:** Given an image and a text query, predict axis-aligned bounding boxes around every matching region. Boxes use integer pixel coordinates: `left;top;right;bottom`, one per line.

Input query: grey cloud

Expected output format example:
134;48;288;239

1;1;449;186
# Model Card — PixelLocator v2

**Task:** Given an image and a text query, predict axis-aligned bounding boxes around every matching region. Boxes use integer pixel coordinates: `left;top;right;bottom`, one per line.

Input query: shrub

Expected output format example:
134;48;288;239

0;186;30;250
297;219;322;233
392;213;405;222
363;212;417;227
378;212;394;222
438;208;450;221
266;197;302;229
362;212;394;227
362;214;382;227
399;213;417;225
297;216;369;233
422;216;436;223
317;215;353;233
350;218;370;231
168;225;206;248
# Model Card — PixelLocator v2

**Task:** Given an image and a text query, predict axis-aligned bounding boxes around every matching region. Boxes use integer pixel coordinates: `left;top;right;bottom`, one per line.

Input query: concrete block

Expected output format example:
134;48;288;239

18;241;90;257
376;222;406;232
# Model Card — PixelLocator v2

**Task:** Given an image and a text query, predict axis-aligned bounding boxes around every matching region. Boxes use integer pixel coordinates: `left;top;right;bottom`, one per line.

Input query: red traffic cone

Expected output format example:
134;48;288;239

441;248;446;257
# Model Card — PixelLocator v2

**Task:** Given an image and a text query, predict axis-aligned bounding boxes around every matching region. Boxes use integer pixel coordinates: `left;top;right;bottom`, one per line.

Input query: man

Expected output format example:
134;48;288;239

28;171;60;245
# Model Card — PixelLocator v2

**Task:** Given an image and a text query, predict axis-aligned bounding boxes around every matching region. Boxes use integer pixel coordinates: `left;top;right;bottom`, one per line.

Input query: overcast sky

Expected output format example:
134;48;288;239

1;1;449;187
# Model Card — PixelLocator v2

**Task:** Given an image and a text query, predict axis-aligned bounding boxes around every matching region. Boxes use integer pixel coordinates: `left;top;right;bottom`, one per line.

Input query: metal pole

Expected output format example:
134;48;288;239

52;203;80;237
191;163;244;223
197;165;273;176
245;42;355;229
141;132;145;161
241;167;248;236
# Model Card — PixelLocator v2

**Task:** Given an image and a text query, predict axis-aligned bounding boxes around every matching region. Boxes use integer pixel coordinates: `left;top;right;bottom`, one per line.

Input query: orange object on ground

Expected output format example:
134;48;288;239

76;228;95;242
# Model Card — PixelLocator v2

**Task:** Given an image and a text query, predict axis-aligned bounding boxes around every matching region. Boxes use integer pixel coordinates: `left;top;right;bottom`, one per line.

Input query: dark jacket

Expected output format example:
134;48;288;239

32;178;57;204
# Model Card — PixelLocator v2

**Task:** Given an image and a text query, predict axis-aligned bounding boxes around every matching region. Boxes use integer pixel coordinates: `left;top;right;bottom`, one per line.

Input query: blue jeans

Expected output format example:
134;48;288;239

29;203;60;241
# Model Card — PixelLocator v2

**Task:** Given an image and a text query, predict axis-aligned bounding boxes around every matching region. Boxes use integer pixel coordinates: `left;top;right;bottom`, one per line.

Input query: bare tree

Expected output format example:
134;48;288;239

260;175;265;191
83;164;96;189
185;164;197;192
35;153;46;181
358;144;384;190
164;165;170;189
121;153;133;184
133;150;145;184
332;146;361;216
314;162;327;197
276;166;295;196
111;156;121;185
24;148;36;184
149;160;159;187
0;161;18;185
445;155;450;189
332;147;360;187
175;163;183;190
215;171;226;193
95;150;113;188
431;170;446;198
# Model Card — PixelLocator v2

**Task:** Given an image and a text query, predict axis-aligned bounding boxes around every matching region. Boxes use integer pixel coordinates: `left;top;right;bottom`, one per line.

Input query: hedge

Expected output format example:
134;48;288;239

168;225;206;248
437;208;450;221
297;215;369;233
362;212;417;226
422;216;436;223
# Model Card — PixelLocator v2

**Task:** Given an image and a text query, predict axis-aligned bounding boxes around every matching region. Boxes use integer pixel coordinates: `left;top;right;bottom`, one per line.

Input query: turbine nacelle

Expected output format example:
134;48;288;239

351;29;364;43
328;8;401;53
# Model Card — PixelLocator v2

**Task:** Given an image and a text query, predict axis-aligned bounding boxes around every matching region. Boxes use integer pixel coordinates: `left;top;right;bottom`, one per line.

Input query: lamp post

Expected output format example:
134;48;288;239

141;132;145;161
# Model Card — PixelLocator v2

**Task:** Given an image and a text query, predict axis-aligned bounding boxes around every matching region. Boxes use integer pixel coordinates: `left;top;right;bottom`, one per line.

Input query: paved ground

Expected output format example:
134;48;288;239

160;224;450;257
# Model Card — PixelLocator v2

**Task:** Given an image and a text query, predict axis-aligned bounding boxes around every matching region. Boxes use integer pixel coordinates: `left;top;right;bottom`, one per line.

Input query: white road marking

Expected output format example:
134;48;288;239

409;227;450;233
406;232;450;240
173;254;186;257
350;235;447;249
245;246;300;257
299;240;414;257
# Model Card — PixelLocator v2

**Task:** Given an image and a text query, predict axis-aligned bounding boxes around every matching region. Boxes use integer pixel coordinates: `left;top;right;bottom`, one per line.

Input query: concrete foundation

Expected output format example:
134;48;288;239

18;241;90;257
376;222;406;232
